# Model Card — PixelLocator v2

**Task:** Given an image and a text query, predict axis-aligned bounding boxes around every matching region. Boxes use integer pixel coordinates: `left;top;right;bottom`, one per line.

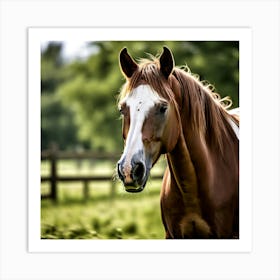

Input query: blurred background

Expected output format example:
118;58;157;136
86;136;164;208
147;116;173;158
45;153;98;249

41;41;239;239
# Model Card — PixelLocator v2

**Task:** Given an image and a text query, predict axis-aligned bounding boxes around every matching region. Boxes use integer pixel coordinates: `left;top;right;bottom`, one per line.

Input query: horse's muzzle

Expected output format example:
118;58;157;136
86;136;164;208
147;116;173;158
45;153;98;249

117;158;147;192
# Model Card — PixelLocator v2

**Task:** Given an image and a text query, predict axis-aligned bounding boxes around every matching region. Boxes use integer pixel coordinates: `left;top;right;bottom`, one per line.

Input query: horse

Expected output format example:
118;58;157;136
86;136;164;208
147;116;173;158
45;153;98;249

116;46;239;239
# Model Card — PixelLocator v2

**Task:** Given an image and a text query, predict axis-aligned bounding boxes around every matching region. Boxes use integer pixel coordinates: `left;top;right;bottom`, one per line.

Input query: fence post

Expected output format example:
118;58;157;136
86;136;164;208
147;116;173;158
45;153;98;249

50;143;58;202
83;180;89;201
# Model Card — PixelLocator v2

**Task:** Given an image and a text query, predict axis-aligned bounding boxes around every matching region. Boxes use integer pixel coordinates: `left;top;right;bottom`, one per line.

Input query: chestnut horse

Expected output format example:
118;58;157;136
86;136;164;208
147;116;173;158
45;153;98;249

117;47;239;239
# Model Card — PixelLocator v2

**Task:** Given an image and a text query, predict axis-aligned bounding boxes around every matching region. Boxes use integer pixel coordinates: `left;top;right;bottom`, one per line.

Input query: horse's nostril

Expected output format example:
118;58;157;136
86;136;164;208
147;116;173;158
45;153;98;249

117;163;124;181
132;162;145;181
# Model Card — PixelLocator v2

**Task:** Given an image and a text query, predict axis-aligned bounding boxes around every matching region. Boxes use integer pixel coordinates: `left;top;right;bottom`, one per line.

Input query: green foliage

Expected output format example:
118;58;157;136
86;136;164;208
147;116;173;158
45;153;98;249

41;42;82;150
41;41;239;152
41;93;79;150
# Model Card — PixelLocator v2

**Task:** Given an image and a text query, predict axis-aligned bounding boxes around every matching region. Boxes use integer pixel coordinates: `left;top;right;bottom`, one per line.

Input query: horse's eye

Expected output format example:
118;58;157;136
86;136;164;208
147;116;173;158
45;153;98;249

159;104;167;114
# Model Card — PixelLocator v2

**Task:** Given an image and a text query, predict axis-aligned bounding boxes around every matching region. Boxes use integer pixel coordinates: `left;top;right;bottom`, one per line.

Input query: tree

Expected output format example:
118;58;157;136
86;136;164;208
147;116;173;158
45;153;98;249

41;42;81;150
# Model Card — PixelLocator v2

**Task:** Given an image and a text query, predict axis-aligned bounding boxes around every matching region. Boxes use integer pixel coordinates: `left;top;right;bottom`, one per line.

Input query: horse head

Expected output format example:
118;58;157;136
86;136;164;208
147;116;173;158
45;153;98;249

117;47;181;192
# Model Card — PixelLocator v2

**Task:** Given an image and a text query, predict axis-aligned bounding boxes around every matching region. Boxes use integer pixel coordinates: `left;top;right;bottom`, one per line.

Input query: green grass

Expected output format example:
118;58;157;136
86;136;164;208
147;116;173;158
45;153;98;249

41;158;166;239
41;181;165;239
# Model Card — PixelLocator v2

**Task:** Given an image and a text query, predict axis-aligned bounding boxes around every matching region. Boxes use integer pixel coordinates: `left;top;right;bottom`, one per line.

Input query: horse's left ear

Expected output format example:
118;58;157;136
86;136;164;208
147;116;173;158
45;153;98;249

160;46;174;79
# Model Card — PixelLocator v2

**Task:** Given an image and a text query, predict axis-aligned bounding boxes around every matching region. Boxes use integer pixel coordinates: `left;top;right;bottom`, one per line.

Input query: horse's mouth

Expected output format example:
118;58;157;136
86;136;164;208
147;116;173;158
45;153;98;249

124;185;144;193
123;175;148;193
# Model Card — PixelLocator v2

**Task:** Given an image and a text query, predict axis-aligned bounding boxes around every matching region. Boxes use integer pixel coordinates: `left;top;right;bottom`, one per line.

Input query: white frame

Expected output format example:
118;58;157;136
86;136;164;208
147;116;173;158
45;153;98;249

28;27;252;253
1;1;279;279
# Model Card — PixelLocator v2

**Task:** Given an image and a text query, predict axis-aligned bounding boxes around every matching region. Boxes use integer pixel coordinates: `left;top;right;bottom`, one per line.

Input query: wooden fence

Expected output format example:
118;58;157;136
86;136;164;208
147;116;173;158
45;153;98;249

41;145;163;202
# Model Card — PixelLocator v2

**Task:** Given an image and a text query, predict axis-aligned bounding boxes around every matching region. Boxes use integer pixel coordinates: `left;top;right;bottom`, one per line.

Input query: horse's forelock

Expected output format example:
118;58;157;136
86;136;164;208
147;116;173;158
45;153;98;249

127;58;175;100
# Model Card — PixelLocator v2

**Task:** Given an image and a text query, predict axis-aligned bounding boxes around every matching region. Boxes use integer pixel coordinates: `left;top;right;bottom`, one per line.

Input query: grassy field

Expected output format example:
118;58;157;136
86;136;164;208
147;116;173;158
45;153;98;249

41;158;166;239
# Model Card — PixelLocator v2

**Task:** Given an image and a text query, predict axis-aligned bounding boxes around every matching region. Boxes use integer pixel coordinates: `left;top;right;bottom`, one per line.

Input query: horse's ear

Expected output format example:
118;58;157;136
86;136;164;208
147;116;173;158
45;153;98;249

160;46;174;79
119;48;138;78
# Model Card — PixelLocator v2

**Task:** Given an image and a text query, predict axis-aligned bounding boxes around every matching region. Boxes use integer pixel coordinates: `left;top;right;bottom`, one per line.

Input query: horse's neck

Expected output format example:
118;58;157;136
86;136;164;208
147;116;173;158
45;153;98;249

167;132;201;214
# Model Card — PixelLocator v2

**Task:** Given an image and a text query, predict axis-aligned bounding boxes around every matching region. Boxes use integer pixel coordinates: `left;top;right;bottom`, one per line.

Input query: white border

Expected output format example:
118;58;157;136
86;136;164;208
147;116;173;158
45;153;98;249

28;27;252;253
1;1;279;279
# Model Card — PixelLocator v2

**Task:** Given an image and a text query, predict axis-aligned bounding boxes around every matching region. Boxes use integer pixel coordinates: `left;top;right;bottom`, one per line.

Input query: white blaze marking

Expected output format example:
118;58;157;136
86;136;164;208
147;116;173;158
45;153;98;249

120;85;160;176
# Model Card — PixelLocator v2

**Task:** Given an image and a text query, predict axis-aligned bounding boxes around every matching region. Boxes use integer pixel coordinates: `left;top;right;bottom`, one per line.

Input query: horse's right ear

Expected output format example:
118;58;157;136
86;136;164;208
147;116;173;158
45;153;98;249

119;48;138;78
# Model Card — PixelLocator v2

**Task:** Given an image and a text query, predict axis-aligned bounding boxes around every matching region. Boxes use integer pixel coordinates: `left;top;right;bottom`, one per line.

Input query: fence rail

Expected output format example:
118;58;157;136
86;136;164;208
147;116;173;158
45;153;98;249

41;145;163;202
